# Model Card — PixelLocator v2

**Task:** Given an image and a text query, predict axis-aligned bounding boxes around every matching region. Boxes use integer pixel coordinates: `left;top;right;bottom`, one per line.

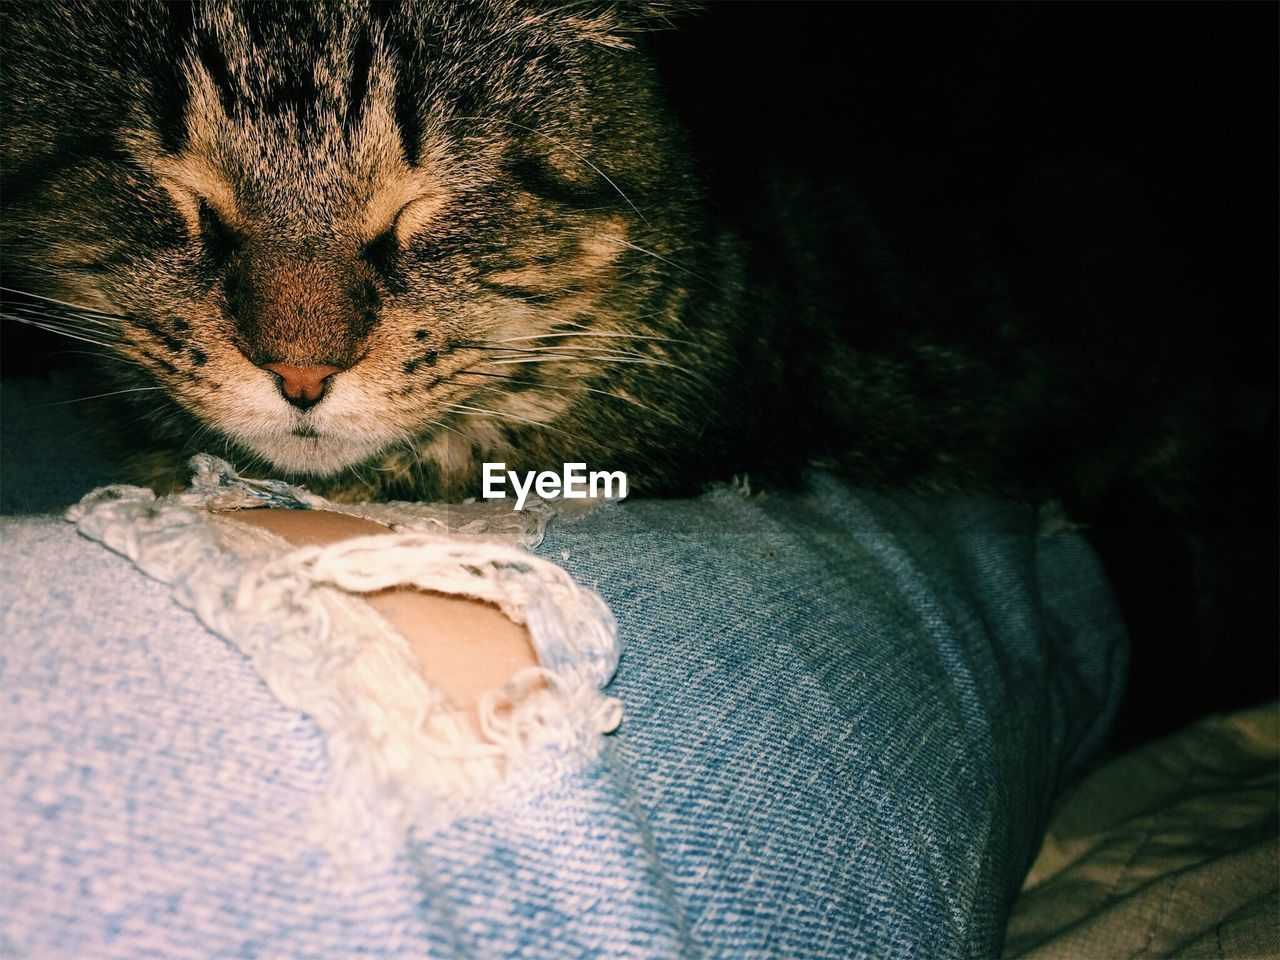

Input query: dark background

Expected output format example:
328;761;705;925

646;2;1278;746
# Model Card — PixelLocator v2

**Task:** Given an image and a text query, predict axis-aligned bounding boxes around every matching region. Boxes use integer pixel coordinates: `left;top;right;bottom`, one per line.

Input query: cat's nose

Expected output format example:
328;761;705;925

260;362;344;410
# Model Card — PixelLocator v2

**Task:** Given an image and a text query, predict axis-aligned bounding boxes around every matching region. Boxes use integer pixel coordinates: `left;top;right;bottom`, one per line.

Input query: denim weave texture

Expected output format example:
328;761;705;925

1;403;1126;959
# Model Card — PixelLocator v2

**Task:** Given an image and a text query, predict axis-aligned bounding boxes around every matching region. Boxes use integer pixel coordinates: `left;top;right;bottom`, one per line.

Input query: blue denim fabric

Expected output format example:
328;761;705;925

531;481;1124;957
0;379;1127;959
1;480;1124;959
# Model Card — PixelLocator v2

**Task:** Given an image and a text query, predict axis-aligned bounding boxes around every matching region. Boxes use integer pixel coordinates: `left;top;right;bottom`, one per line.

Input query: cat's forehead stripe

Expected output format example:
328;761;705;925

343;30;377;141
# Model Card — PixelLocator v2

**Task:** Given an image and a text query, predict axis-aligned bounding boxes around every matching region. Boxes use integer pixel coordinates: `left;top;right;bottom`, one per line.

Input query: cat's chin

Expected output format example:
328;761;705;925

239;431;389;479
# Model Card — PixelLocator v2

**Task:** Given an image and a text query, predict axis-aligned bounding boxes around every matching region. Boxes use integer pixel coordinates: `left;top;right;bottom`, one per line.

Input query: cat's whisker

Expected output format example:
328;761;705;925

457;342;662;361
456;370;541;381
7;263;78;279
3;320;123;349
175;419;222;462
545;318;593;333
3;313;111;337
36;349;142;370
2;313;121;350
471;329;702;348
598;237;715;287
23;385;167;410
456;369;683;424
482;352;715;387
455;115;649;225
2;313;125;351
382;439;425;484
485;286;585;307
456;340;694;372
443;402;593;445
0;286;127;321
178;423;214;456
416;413;473;447
4;305;119;331
14;306;117;328
7;262;107;282
443;360;596;388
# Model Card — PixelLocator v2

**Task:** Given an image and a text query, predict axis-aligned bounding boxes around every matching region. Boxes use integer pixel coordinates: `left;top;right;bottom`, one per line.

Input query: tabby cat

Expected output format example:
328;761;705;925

0;0;1234;527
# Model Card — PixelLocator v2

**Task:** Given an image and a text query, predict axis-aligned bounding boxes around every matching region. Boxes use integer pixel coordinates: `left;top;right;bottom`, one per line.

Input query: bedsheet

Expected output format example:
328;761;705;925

1005;701;1279;959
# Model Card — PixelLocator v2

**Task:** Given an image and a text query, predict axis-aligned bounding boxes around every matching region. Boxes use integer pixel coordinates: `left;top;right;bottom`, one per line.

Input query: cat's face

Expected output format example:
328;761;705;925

3;1;703;491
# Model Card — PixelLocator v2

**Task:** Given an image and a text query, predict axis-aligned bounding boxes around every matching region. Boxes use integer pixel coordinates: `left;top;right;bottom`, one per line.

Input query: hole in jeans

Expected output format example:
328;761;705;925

228;509;540;716
69;462;621;855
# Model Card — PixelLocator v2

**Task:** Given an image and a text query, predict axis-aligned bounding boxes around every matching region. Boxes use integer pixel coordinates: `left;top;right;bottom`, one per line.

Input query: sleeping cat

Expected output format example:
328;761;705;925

4;0;716;501
0;0;1190;507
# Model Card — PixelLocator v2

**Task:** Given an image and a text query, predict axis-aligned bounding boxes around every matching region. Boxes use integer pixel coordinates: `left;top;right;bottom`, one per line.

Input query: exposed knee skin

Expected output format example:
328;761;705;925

228;509;539;713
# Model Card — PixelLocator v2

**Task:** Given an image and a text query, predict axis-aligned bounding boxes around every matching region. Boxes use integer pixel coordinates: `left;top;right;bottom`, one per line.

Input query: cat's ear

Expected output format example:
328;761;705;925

559;1;702;50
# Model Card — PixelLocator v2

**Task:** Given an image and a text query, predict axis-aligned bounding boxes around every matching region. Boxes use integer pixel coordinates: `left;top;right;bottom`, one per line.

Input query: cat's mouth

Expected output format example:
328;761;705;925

240;426;391;477
203;347;495;478
199;367;406;477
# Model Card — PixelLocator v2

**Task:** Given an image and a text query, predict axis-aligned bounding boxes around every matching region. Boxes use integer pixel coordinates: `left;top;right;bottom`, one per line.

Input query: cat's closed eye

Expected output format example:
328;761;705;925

196;199;239;264
390;195;447;247
361;225;399;279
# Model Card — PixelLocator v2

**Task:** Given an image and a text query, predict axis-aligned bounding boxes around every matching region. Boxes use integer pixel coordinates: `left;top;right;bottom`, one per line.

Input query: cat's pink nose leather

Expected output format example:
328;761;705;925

261;362;344;409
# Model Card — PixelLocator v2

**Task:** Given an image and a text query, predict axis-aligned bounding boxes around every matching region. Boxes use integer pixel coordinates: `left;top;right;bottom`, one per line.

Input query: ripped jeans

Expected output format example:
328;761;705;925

0;457;1126;959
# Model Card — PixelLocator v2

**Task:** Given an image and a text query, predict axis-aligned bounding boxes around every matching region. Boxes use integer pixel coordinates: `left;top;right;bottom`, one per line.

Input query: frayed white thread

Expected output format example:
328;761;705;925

182;453;565;547
294;532;618;687
67;457;622;866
